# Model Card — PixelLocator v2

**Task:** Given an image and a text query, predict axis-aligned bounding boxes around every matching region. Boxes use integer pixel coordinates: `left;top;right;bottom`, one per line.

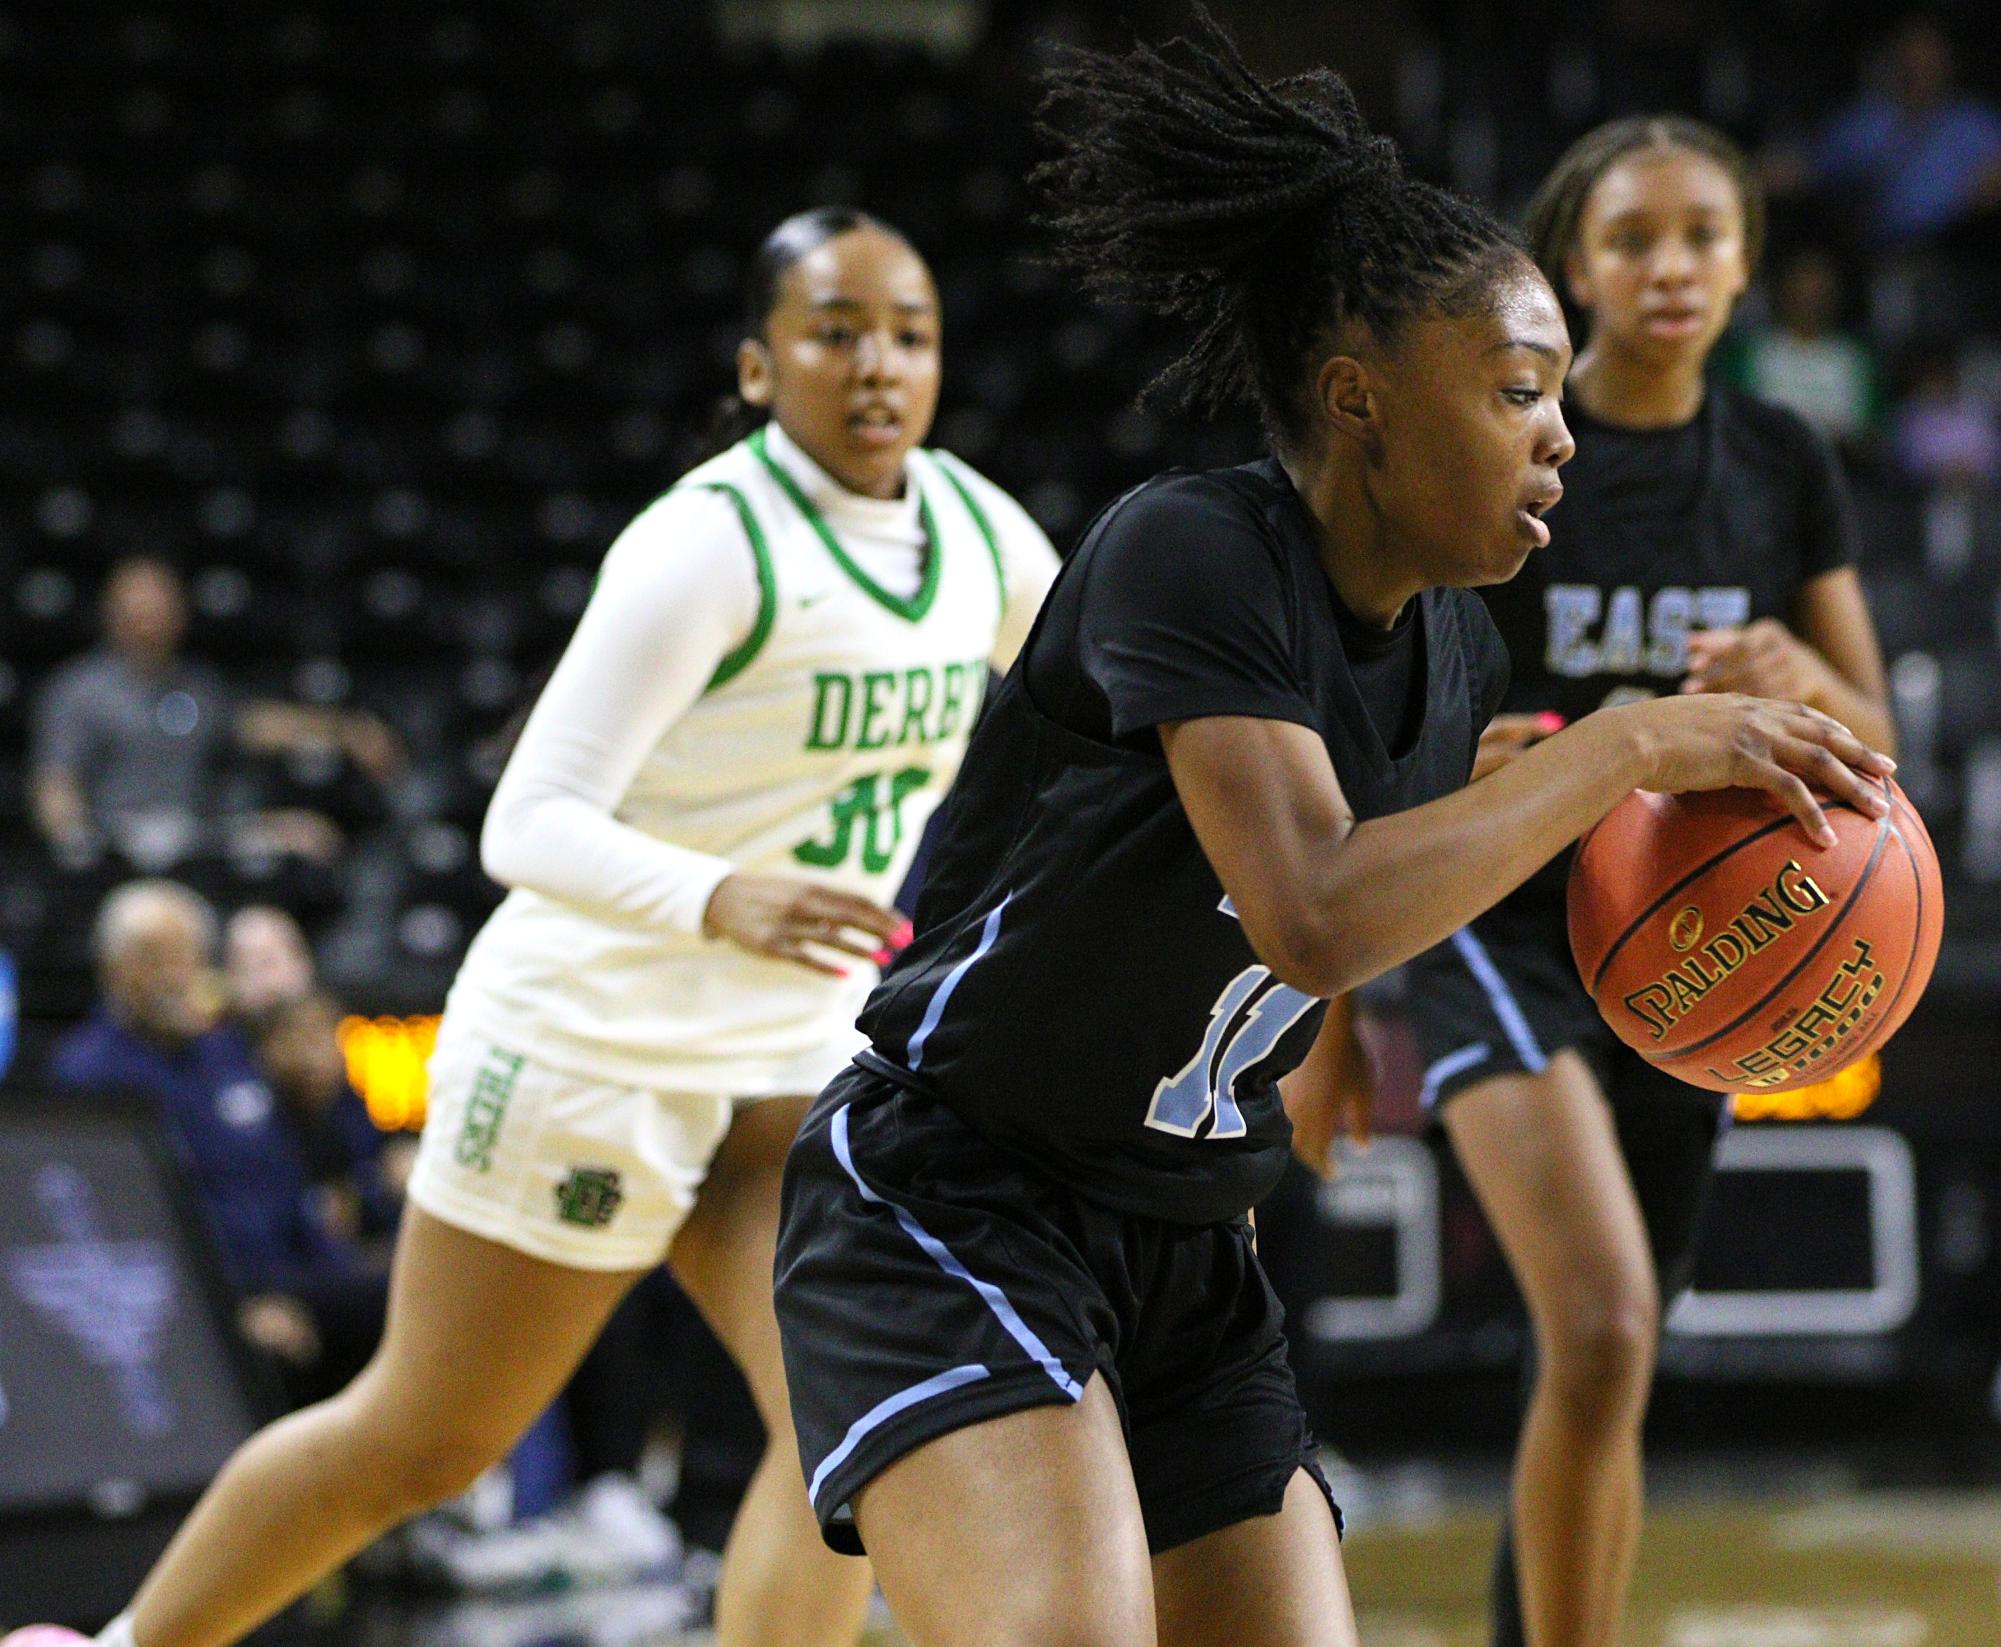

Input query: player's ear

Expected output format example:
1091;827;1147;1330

737;337;774;407
1563;247;1595;313
1317;354;1378;450
1721;234;1751;306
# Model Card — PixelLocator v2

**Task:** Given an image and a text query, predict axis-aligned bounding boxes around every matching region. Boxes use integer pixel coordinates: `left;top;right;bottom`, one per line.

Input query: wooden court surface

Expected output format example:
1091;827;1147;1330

1338;1491;2001;1647
363;1479;2001;1647
840;1490;2001;1647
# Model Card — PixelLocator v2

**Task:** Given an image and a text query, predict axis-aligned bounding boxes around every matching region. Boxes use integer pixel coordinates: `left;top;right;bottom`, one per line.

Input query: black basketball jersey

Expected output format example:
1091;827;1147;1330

853;458;1510;1226
1483;385;1860;917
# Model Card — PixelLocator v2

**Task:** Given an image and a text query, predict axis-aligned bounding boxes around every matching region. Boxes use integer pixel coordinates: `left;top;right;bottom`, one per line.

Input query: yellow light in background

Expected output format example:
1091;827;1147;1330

337;1014;440;1132
1730;1053;1882;1123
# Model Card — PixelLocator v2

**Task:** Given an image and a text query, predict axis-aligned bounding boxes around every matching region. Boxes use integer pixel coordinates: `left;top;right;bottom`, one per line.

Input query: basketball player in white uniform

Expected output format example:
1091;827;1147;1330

44;209;1058;1647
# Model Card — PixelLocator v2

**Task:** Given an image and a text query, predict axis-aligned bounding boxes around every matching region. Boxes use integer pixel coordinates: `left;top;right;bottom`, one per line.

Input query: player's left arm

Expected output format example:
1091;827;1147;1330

948;461;1061;670
1683;421;1893;754
1276;991;1372;1178
1682;567;1894;754
1789;566;1894;753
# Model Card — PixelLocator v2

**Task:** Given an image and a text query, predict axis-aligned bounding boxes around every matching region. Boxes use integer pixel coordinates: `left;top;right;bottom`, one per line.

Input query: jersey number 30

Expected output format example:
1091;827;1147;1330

1145;966;1318;1141
793;766;930;874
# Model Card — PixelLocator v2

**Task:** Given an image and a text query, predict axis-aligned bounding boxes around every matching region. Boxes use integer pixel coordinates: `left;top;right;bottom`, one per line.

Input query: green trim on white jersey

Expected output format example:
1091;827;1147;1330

688;480;780;691
928;448;1008;615
749;424;944;623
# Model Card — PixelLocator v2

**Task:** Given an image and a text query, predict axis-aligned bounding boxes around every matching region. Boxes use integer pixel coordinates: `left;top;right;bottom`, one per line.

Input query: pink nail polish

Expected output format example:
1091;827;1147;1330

1533;711;1567;735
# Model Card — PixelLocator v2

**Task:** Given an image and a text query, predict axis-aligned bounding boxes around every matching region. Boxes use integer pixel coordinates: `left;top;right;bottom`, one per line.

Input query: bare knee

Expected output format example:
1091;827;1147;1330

1013;1605;1151;1647
924;1597;1148;1647
881;1549;1151;1647
1533;1274;1660;1421
873;1540;1149;1647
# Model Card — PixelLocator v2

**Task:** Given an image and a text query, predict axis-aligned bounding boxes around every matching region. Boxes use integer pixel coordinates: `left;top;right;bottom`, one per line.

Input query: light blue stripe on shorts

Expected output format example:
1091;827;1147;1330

829;1103;1083;1402
807;1362;991;1507
1419;1041;1493;1109
1448;927;1548;1074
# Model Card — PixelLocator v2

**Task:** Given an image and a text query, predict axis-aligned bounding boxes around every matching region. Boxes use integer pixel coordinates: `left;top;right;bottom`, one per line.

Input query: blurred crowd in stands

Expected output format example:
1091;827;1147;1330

3;0;2000;1604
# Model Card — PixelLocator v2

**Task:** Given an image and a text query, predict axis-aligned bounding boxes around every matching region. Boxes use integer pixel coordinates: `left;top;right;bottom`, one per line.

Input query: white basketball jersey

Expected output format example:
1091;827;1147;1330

447;427;1021;1095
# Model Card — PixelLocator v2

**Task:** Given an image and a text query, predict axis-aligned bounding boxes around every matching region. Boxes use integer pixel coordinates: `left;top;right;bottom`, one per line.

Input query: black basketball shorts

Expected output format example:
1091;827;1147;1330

1403;905;1730;1293
773;1063;1338;1557
1407;904;1686;1111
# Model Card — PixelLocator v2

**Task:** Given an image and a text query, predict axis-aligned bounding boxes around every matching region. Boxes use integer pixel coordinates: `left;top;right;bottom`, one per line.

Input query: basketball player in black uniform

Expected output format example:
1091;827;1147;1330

772;31;1894;1647
1397;120;1896;1647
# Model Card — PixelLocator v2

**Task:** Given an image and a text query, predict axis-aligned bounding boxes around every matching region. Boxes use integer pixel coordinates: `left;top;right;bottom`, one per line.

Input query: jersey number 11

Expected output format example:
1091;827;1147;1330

1145;965;1318;1142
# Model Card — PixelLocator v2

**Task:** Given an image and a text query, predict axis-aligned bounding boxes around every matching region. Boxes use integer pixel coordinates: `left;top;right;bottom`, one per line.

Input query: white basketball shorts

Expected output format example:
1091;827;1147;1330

406;1016;736;1271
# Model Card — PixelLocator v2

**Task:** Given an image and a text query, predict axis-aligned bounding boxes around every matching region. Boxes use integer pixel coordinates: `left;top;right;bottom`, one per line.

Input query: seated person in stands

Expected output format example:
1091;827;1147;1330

1730;249;1882;455
258;992;409;1245
222;904;319;1033
1763;18;2001;250
227;905;411;1245
48;880;388;1402
29;557;405;870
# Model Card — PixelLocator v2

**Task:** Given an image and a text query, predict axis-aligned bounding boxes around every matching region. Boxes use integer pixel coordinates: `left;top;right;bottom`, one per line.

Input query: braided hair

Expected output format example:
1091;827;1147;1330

1033;8;1527;445
1524;117;1764;325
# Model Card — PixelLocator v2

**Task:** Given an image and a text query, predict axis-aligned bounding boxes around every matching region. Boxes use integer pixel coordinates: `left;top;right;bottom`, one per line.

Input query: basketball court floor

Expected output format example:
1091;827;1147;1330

315;1446;2001;1647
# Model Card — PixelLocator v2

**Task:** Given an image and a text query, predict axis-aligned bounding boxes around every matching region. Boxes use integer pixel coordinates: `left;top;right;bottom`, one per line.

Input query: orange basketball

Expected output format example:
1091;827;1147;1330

1567;778;1942;1095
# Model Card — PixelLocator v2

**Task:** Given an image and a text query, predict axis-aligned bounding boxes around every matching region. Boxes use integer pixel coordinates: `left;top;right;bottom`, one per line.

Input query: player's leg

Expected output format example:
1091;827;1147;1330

1486;1071;1726;1647
668;1093;874;1647
1122;1213;1354;1647
776;1074;1143;1646
1150;1469;1356;1647
1441;1049;1659;1647
127;1208;644;1647
852;1377;1156;1647
1595;1067;1728;1623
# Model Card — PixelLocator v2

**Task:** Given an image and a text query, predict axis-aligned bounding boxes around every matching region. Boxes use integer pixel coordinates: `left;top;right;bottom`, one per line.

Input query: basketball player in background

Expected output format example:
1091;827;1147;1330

1390;120;1895;1647
19;207;1058;1647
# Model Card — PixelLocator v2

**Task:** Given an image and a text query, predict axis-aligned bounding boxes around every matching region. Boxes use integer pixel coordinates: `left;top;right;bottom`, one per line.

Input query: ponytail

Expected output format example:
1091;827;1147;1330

1033;6;1524;441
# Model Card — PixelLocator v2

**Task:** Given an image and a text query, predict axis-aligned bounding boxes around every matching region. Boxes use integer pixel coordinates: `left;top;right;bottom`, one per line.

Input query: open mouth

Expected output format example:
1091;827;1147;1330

849;406;904;445
1517;490;1559;548
1644;306;1705;333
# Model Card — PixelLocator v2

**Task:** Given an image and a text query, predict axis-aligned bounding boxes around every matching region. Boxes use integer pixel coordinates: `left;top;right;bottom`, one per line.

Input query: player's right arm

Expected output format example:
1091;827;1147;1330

1161;692;1894;1002
481;489;900;972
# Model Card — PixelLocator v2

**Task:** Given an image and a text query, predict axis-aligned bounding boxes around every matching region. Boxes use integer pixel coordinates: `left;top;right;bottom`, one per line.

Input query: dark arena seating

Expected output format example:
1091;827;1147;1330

2;3;2001;1639
5;5;1999;1040
2;0;1999;1298
0;4;1990;1099
0;3;1254;1035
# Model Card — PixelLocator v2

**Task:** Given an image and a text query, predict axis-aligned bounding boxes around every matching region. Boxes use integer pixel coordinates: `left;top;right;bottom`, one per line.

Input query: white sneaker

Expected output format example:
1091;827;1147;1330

552;1472;683;1584
411;1581;695;1647
404;1512;576;1593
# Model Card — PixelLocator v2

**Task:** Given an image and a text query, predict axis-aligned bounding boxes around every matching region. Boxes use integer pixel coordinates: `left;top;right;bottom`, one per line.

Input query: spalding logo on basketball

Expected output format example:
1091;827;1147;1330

1568;777;1942;1094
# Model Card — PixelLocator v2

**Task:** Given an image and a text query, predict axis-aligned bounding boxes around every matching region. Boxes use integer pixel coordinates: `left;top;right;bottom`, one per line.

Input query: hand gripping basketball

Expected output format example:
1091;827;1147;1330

1617;692;1895;849
1570;705;1940;1096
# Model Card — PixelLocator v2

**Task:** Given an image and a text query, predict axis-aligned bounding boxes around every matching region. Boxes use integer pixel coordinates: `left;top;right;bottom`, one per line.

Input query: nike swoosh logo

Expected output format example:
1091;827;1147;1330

799;590;833;610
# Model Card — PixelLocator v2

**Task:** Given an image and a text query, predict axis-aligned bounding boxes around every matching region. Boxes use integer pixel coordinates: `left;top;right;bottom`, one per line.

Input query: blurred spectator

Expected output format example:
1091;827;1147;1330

1732;248;1883;451
1892;344;2001;487
1765;18;2001;249
29;557;406;871
227;903;414;1241
47;880;388;1399
224;902;319;1031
